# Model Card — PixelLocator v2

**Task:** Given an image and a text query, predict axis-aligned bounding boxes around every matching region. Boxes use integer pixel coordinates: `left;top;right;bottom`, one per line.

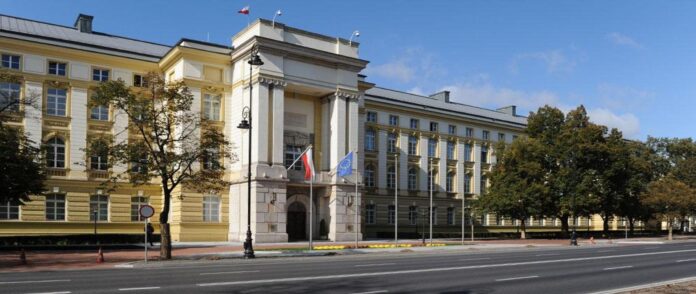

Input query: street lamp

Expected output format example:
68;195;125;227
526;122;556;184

237;48;264;259
93;209;98;244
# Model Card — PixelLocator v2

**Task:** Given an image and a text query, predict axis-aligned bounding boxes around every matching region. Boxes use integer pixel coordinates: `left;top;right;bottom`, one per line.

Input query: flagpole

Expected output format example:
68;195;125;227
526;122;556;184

394;153;398;244
355;150;359;249
429;157;433;246
309;174;313;251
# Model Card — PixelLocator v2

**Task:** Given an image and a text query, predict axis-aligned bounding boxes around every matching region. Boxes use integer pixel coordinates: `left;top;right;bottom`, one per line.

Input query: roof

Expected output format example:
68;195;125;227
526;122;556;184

0;14;171;60
365;87;528;128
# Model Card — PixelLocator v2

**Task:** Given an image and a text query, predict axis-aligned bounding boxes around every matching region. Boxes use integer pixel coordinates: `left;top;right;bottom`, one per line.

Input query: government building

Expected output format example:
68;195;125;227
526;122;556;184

0;14;622;243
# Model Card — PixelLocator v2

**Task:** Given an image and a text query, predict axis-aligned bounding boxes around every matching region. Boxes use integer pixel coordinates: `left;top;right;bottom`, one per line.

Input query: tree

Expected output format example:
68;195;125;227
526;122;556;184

0;71;46;205
478;138;548;239
92;72;232;259
642;177;696;240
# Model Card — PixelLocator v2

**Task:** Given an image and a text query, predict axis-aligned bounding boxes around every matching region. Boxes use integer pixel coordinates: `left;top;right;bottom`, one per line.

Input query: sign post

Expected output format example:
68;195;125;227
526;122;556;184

139;205;155;263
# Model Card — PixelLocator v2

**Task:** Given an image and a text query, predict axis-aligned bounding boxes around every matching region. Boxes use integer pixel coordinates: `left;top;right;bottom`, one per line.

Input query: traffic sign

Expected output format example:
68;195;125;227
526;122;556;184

139;205;155;218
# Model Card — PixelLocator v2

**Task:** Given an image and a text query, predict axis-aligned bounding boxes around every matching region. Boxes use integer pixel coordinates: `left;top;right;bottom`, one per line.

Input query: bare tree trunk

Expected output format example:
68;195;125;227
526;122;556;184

668;219;673;241
520;219;527;240
628;218;635;236
602;214;610;235
159;188;172;259
560;215;569;236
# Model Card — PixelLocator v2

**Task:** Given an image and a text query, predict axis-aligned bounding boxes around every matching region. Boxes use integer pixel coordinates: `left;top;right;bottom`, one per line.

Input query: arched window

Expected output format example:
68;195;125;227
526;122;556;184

387;165;396;189
364;164;375;187
446;172;455;192
365;129;376;151
407;168;418;191
47;137;65;168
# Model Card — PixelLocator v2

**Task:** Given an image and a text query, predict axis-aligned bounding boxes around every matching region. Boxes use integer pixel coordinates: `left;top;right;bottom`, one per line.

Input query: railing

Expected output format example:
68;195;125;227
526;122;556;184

46;168;68;177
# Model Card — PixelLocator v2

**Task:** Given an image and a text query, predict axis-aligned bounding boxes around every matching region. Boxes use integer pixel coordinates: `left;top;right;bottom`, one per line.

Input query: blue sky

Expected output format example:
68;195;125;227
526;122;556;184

3;0;694;140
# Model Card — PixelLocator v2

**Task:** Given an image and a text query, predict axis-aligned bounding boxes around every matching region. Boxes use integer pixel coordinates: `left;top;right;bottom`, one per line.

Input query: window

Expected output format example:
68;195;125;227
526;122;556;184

388;205;395;225
133;74;148;88
428;138;437;158
428;168;437;191
0;201;19;220
448;125;456;135
481;146;489;164
431;207;437;225
447;207;455;225
45;194;65;221
480;175;488;194
364;165;375;187
389;115;399;126
366;204;376;224
90;141;108;171
130;196;149;221
446;141;455;160
387;166;396;189
203;147;221;170
91;103;109;121
1;54;20;69
0;82;20;112
464;143;472;162
407;168;417;191
387;133;397;153
90;195;109;221
409;206;417;225
366;111;377;123
203;196;220;222
92;68;110;82
465;127;474;138
482;130;490;140
203;94;221;121
410;118;419;129
446;172;455;192
131;151;148;174
46;88;67;116
465;173;472;193
285;145;303;171
408;136;418;155
498;133;506;142
48;61;67;76
429;122;438;132
46;137;65;168
365;129;376;151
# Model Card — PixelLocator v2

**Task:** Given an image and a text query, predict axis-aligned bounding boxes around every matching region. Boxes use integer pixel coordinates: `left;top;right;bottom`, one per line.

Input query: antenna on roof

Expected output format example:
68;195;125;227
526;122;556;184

349;30;360;45
272;10;282;28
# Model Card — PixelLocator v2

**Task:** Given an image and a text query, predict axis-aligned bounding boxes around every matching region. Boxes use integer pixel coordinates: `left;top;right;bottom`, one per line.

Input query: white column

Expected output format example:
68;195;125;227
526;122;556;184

438;137;447;193
112;108;128;173
473;143;482;195
69;87;87;179
377;129;387;189
329;94;347;170
23;81;42;147
187;87;202;171
348;98;359;164
398;132;408;192
271;84;285;165
418;135;428;191
321;98;330;171
251;82;270;165
456;140;465;197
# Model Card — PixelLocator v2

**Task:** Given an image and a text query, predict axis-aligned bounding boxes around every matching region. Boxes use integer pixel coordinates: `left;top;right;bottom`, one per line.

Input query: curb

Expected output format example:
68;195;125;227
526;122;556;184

590;276;696;294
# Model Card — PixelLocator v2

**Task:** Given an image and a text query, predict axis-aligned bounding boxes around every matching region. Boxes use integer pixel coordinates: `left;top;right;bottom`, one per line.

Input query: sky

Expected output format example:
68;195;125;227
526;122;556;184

2;0;695;140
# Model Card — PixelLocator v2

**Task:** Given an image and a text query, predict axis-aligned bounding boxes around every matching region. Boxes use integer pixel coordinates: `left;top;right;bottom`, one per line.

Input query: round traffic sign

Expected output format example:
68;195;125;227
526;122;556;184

139;205;155;218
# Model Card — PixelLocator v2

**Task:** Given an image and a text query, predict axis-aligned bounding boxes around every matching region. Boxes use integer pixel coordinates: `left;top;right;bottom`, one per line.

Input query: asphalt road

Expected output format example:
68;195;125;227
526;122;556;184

3;242;696;294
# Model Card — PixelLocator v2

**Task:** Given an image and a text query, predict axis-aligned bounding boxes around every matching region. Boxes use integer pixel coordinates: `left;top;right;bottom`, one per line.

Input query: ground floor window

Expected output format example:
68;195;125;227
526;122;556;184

447;207;455;225
131;196;149;221
388;205;395;225
45;194;65;221
0;201;19;220
366;204;376;224
90;195;109;221
409;206;417;225
203;196;220;222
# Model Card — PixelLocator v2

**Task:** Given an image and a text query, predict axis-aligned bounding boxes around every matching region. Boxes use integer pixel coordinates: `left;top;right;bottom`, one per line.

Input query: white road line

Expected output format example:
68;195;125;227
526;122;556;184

536;253;559;256
459;257;491;261
200;270;261;275
590;276;696;294
25;292;71;294
0;279;70;285
118;287;160;291
495;275;539;282
676;258;696;263
603;265;633;270
351;291;389;294
355;263;396;267
198;248;696;287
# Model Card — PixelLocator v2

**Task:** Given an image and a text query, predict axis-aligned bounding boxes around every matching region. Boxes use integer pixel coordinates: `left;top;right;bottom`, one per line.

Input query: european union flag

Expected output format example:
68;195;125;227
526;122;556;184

337;152;353;177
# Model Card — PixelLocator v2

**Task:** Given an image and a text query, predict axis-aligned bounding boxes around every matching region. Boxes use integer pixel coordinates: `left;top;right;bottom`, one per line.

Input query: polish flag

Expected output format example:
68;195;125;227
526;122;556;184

238;6;250;15
301;148;315;181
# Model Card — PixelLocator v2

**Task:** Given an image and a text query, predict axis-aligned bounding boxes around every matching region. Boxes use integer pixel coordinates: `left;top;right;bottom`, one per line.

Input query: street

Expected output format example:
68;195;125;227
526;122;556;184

3;242;696;293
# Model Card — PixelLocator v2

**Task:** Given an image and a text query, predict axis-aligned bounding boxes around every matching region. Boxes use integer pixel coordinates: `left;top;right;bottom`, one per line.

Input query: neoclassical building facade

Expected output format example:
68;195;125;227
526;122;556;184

0;14;624;242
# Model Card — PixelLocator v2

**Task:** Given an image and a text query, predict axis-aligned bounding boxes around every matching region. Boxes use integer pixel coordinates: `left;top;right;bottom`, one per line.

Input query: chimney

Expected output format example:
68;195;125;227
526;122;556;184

74;14;94;33
429;90;450;103
496;105;517;116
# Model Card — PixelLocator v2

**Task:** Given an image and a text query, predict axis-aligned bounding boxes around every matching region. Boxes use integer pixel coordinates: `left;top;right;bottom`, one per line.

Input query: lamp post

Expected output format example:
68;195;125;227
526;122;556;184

237;48;264;259
93;209;98;244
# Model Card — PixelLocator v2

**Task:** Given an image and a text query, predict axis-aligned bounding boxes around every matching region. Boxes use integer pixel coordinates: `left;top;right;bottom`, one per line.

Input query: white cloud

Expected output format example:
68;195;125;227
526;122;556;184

364;59;415;83
364;48;445;84
587;108;641;138
509;50;577;74
606;32;643;49
440;82;561;112
597;83;654;110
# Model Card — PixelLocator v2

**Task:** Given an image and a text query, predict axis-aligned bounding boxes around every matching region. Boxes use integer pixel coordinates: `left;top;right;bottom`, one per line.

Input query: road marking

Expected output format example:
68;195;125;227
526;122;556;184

676;258;696;263
460;257;491;261
351;291;388;294
25;292;71;294
118;287;160;291
495;275;539;282
355;263;396;267
590;276;696;294
200;270;261;275
198;248;696;287
0;279;70;285
536;253;559;256
603;265;633;270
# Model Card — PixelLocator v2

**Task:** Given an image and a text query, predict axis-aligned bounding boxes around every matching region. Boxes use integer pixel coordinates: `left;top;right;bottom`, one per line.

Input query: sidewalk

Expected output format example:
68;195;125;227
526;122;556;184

0;237;666;273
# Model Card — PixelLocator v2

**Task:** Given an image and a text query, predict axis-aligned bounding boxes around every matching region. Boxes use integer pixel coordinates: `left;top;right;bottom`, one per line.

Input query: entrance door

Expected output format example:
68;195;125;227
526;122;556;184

287;202;307;241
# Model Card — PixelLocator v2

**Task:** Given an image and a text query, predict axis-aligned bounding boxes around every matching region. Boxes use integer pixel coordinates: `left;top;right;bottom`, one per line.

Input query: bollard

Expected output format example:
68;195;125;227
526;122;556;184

97;247;105;263
19;248;27;265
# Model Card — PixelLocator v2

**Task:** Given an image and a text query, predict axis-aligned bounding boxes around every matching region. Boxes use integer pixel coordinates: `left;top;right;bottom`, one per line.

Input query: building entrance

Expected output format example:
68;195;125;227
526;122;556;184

287;202;307;241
